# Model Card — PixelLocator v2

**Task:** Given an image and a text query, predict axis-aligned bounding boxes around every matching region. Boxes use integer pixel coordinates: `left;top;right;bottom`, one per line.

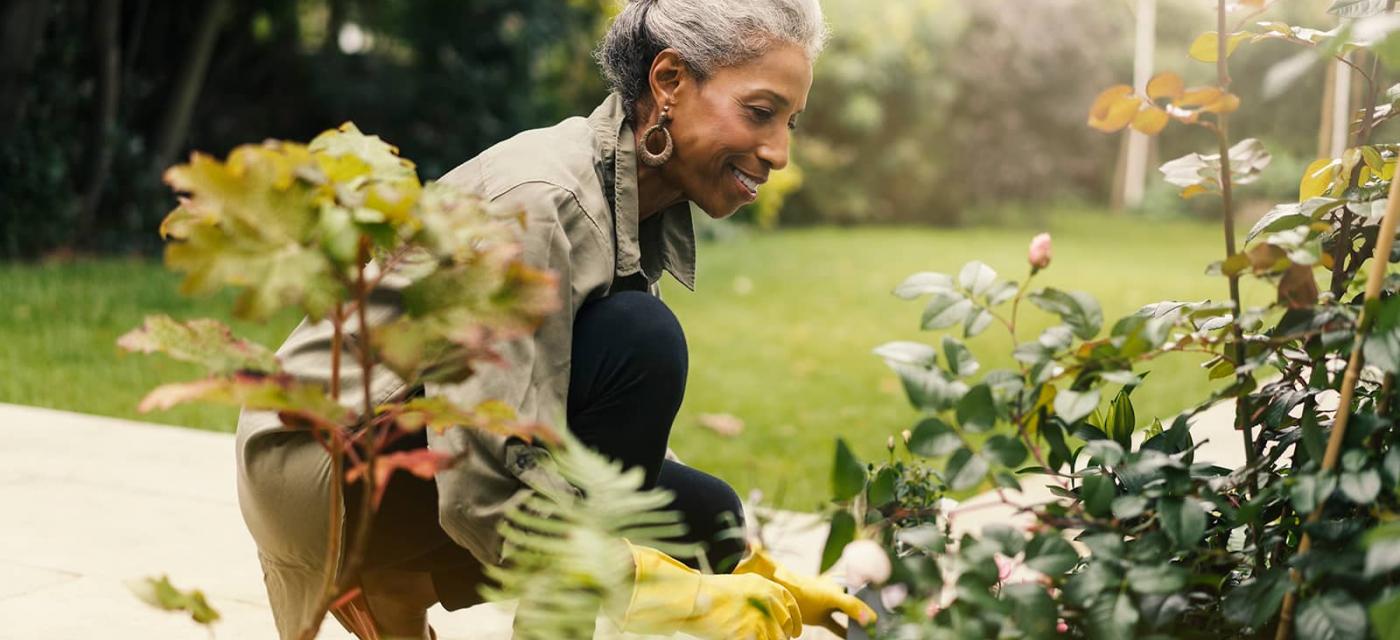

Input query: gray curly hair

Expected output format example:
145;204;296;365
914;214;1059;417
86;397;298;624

594;0;828;122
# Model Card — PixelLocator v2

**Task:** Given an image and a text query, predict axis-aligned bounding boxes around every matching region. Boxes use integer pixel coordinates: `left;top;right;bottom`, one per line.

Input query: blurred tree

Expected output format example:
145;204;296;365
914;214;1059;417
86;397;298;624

0;0;609;259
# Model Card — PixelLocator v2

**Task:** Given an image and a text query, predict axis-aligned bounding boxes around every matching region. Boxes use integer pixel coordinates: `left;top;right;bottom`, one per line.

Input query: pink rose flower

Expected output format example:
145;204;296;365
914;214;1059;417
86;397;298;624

1028;233;1053;271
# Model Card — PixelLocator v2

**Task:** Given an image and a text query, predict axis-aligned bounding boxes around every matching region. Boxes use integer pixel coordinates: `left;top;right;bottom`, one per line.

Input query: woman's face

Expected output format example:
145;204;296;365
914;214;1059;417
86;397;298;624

661;42;814;219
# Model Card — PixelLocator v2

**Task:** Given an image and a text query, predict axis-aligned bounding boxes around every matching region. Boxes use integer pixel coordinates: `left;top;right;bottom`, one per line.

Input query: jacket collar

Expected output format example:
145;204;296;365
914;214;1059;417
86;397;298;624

588;93;697;291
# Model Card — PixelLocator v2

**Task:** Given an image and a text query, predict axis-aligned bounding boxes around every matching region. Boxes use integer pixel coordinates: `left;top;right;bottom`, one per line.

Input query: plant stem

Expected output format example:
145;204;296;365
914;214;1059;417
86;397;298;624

299;241;381;640
1213;1;1261;576
1274;142;1400;640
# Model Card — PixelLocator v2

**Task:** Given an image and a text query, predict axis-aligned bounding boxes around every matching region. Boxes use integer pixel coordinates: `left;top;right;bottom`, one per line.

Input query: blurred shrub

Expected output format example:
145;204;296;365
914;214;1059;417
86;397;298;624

784;0;1129;226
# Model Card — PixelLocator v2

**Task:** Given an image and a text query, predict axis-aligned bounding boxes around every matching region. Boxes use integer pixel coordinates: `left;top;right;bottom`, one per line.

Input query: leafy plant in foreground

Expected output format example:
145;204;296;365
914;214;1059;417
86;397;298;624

118;123;657;639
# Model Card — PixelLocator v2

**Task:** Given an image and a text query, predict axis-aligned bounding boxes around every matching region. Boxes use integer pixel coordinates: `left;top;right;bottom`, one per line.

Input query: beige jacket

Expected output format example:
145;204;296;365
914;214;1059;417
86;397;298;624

235;93;697;638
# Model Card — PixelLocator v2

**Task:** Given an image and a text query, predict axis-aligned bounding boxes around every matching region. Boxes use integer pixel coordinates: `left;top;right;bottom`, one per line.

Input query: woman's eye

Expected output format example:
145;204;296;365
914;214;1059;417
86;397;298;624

748;106;773;121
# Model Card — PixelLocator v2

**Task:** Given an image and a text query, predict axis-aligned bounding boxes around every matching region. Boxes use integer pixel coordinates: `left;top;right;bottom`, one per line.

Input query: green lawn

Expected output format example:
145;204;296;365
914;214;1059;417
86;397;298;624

1;212;1268;510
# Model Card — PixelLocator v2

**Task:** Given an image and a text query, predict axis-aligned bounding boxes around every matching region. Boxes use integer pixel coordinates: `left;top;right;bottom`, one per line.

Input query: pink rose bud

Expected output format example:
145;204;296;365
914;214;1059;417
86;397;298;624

1028;233;1053;271
841;539;892;587
1057;618;1069;633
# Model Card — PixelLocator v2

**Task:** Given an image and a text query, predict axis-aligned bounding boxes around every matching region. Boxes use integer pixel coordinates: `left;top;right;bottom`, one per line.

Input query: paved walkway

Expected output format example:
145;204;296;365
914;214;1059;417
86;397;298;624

0;400;1243;639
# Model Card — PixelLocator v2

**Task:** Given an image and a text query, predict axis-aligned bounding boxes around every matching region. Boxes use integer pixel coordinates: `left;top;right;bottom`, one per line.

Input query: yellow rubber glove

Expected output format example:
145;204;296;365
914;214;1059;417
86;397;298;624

734;541;878;636
615;540;803;640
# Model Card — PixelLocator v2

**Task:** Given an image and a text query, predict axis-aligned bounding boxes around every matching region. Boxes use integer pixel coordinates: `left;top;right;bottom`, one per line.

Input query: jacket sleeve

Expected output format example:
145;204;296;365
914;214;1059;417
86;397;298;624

426;179;597;566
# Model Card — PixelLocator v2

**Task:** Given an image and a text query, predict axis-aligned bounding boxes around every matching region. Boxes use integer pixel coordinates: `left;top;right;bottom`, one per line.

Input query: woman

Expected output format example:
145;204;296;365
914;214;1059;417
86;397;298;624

236;1;872;638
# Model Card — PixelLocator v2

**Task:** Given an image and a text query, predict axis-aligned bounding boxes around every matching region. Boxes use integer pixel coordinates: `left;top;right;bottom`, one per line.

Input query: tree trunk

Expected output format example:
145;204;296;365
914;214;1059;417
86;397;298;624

152;0;231;173
322;0;348;55
0;0;52;135
77;0;123;246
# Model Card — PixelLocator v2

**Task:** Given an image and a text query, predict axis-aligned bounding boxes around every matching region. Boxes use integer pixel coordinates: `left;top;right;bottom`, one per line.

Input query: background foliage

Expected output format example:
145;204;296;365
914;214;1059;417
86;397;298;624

0;0;1372;259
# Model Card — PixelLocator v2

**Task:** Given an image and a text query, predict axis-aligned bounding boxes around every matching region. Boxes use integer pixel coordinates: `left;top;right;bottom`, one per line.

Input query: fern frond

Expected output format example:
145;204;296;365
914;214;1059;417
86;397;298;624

481;431;700;640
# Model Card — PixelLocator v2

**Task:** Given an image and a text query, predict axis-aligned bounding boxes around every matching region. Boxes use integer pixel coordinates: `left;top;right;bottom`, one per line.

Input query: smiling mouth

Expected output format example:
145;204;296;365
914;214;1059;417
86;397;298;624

730;165;762;198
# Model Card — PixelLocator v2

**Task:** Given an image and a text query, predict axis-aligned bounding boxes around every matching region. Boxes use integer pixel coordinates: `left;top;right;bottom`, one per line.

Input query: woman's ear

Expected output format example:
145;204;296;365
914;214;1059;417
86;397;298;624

647;48;689;114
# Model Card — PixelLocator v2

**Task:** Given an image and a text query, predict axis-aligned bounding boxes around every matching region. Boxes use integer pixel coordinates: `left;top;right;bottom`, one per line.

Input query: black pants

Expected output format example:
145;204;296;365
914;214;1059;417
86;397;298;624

567;290;748;573
349;291;747;609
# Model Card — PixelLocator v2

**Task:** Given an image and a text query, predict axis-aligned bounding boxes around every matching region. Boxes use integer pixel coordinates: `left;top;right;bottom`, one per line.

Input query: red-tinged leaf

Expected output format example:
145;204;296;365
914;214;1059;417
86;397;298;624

346;448;459;508
137;372;351;427
1278;264;1320;309
118;315;279;374
389;397;561;445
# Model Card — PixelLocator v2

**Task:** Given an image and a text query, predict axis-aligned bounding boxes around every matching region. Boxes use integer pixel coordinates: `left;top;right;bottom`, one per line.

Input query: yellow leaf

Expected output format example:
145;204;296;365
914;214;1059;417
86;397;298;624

1189;31;1251;63
1131;106;1170;135
1088;85;1140;133
1200;93;1241;114
1146;72;1184;101
1299;158;1339;202
1385;159;1397;181
1177;87;1225;108
1181;184;1212;199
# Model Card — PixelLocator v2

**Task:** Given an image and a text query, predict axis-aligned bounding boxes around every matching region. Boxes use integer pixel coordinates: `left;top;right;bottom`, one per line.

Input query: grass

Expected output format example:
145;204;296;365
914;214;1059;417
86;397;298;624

1;211;1270;511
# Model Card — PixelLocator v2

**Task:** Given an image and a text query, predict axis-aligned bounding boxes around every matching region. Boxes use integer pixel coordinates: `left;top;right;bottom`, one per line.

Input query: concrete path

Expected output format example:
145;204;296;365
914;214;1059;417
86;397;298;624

0;400;1244;639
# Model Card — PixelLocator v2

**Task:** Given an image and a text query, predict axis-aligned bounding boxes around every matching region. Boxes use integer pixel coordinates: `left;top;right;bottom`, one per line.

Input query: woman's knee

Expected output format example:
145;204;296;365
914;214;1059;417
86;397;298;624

576;291;688;386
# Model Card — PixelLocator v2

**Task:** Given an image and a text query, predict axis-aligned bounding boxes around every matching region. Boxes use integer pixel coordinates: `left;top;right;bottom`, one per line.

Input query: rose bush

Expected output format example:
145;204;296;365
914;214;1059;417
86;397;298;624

821;2;1400;639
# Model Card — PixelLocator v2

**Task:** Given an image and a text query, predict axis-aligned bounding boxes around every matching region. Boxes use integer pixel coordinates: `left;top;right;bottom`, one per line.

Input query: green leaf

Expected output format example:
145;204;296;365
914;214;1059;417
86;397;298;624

1339;468;1381;503
1329;0;1391;18
873;341;937;367
869;467;898;507
1159;496;1207;549
820;511;856;573
1296;589;1368;640
1223;570;1291;629
1055;388;1101;424
1112;495;1148;520
1370;590;1400;640
963;308;994;338
956;384;997;432
897;524;945;553
983;435;1029;468
1105;386;1137;449
1301;408;1326;463
1081;473;1116;518
1003;583;1057;637
1065;561;1121;607
118;315;279;374
1084;440;1125;466
922;292;974;330
945;448;989;491
985;281;1019;307
958;260;997;296
1087;591;1139;639
908;417;963;457
1028;288;1104;340
831;439;866;502
942;336;979;377
1291;473;1338;515
1365;522;1400;578
894;271;955;299
1364;328;1400;373
1024;533;1079;575
128;575;221;625
1126;563;1187;595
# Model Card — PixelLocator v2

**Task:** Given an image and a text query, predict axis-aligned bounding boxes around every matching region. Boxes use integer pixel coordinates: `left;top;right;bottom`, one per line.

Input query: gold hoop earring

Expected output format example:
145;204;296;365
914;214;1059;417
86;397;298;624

639;103;673;167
